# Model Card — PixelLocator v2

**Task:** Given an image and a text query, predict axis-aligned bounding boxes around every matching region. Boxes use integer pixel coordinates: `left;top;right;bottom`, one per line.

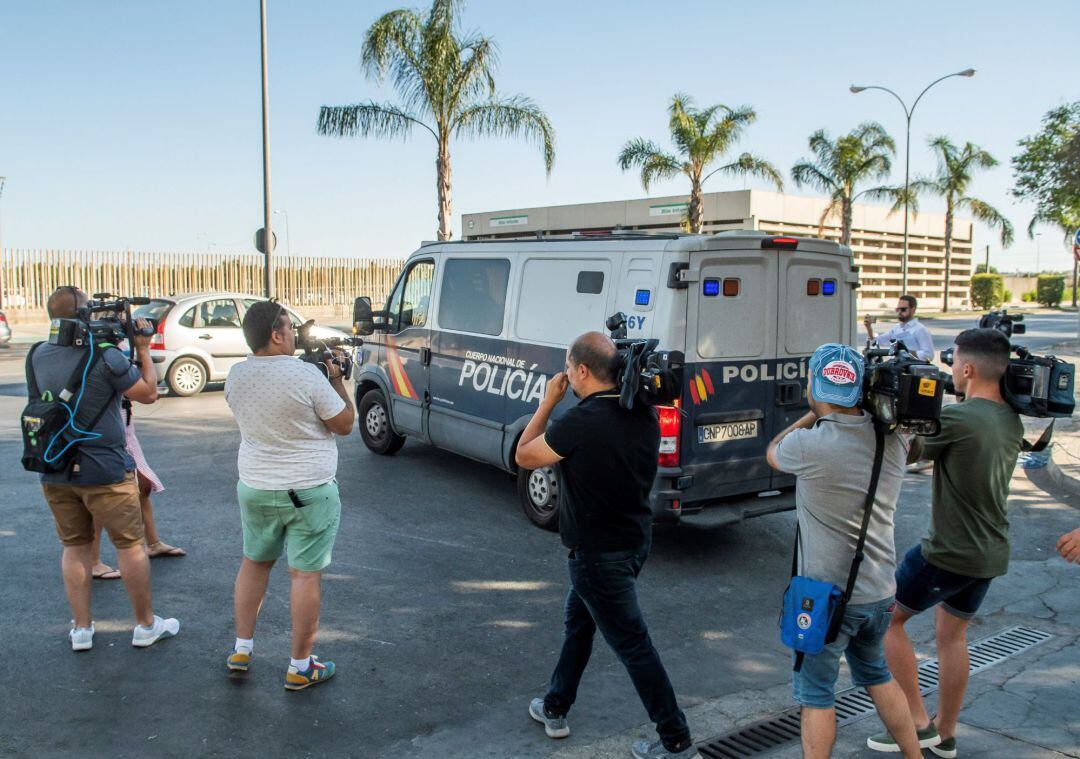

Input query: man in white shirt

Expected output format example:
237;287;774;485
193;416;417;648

223;300;355;690
864;295;935;361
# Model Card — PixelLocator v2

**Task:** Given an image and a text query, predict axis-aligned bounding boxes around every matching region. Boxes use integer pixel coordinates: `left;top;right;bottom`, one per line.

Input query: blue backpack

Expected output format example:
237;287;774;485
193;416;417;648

780;419;885;671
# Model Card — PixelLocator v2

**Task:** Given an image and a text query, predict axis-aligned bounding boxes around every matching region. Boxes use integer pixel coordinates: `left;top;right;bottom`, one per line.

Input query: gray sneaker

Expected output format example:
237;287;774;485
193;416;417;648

867;723;942;752
631;739;701;759
529;697;569;738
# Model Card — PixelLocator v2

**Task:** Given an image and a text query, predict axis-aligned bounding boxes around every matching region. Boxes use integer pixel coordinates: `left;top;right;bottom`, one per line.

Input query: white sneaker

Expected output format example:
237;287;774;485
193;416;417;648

70;621;94;651
131;615;180;647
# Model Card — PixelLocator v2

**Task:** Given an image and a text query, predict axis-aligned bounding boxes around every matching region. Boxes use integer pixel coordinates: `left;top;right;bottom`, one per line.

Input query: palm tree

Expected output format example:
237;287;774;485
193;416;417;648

790;123;897;246
909;137;1015;312
317;0;555;240
617;94;782;234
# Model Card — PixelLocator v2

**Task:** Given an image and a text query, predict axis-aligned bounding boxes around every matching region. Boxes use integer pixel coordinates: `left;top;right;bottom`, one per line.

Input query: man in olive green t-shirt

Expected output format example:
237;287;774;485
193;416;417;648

867;329;1023;758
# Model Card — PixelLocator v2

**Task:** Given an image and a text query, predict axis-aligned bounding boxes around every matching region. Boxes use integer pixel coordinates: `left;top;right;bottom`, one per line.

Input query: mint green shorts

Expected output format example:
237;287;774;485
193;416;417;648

237;479;341;572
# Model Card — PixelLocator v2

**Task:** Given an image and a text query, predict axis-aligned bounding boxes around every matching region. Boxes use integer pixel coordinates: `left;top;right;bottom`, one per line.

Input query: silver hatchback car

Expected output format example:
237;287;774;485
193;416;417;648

136;292;347;396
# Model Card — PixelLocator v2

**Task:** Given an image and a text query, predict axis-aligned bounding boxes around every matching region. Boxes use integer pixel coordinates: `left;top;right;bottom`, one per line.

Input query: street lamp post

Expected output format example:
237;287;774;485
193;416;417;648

273;209;292;257
850;69;976;303
259;0;274;298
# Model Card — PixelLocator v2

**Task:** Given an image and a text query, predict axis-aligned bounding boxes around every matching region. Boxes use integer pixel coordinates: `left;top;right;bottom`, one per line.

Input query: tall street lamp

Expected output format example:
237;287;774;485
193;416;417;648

850;69;976;299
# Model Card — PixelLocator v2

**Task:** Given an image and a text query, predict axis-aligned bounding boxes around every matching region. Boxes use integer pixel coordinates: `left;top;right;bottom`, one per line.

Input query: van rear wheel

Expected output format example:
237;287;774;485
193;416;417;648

359;388;406;455
517;466;560;531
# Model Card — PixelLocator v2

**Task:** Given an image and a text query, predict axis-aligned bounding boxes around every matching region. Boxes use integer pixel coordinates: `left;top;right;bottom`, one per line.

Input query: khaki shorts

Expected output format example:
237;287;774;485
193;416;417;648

42;471;145;548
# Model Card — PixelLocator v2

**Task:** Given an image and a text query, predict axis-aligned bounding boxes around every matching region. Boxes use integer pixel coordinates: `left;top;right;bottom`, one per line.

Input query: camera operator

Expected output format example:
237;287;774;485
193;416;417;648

766;344;921;759
223;300;354;690
32;287;180;651
869;328;1023;758
864;295;934;362
515;331;698;759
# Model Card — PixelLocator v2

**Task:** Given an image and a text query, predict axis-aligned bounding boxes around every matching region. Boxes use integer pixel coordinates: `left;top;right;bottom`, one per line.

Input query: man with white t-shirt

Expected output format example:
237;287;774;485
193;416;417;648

223;300;355;690
864;295;935;361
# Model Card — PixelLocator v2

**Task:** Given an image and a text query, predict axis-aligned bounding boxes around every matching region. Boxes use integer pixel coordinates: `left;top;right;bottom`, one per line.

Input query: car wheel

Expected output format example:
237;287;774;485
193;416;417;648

517;465;560;531
167;357;207;396
358;388;406;455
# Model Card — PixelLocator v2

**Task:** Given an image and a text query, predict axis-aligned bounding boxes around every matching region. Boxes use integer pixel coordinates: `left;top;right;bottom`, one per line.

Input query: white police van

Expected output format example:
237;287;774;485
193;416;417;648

351;232;858;530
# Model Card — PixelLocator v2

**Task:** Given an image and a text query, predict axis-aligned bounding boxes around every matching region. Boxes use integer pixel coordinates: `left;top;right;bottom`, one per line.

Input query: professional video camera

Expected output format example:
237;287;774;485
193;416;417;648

862;340;945;435
296;320;364;381
938;313;1074;418
48;293;156;350
605;312;683;409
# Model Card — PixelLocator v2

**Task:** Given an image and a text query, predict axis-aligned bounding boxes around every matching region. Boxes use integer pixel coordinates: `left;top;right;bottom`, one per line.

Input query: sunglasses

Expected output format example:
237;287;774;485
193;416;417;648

895;307;910;313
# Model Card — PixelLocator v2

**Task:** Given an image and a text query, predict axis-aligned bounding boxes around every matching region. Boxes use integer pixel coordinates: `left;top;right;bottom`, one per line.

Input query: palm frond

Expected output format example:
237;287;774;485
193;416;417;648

617;138;682;190
817;198;842;236
958;196;1015;247
317;102;436;140
667;93;699;155
454;96;556;173
791;160;838;194
708;153;784;191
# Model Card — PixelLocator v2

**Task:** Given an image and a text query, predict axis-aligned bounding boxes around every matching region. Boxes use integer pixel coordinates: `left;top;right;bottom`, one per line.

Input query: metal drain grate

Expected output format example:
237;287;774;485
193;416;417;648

696;625;1052;758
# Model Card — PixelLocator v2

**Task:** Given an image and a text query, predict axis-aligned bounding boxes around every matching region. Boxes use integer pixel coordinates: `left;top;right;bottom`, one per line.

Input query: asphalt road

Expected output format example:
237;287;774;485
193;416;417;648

0;313;1076;758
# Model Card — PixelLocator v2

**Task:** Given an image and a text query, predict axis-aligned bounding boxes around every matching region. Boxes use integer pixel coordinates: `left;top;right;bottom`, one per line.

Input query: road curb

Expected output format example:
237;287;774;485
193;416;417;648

1046;443;1080;498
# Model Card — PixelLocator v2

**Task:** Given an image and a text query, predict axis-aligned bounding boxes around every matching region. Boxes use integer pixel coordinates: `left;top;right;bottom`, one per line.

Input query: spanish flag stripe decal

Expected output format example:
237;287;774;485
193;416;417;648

696;376;708;402
385;337;417;400
689;378;701;405
702;368;715;395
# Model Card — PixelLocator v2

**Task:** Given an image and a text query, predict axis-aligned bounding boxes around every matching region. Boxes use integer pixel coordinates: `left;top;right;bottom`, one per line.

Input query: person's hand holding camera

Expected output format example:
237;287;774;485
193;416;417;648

131;318;154;351
324;349;346;383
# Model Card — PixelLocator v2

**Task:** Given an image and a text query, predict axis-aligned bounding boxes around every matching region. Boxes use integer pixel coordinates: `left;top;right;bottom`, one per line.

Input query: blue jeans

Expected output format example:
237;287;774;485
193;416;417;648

895;545;993;619
544;542;691;751
792;597;895;709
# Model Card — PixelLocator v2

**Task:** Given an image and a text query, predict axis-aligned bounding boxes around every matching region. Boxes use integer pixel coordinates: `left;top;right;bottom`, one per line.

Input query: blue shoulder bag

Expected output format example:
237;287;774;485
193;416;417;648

780;419;885;671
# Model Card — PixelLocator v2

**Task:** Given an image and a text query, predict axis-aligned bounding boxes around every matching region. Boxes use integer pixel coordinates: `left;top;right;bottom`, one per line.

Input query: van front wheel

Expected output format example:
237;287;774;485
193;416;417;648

358;388;406;455
517;466;560;531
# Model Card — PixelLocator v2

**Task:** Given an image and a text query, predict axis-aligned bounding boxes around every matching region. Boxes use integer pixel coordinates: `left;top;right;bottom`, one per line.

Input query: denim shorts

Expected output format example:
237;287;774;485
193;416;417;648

894;545;992;620
237;479;341;572
792;597;894;709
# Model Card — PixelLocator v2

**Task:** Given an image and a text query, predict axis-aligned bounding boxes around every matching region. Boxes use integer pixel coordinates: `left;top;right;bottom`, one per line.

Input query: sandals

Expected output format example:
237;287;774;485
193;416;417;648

92;564;122;580
147;541;187;558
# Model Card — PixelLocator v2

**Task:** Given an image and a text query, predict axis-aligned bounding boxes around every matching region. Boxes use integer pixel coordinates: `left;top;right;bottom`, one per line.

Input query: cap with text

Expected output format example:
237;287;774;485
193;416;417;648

809;343;863;408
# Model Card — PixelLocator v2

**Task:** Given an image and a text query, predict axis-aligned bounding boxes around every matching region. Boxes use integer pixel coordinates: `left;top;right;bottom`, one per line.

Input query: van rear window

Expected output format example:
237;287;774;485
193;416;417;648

439;259;510;335
576;271;605;294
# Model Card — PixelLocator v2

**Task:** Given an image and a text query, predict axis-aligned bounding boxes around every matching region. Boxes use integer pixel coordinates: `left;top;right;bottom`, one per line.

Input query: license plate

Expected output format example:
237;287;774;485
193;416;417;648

697;420;760;444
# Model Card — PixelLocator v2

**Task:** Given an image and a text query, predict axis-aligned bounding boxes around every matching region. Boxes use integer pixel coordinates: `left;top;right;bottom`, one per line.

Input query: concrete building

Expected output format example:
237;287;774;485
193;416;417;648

461;189;975;310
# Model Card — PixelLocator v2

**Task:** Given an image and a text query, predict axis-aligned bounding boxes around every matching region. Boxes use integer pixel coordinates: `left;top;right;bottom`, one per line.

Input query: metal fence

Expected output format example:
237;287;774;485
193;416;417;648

0;249;403;321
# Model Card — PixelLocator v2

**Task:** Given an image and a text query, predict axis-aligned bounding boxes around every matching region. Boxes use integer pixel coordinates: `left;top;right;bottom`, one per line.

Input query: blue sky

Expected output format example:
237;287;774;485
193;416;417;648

2;0;1078;272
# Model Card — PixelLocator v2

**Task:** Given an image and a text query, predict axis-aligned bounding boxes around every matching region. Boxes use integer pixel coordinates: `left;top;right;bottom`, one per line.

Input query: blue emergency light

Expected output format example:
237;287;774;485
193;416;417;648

703;280;720;297
822;280;836;296
635;289;651;306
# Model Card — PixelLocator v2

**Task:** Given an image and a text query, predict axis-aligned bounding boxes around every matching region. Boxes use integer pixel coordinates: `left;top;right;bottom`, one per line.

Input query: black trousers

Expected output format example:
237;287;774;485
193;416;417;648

543;543;691;751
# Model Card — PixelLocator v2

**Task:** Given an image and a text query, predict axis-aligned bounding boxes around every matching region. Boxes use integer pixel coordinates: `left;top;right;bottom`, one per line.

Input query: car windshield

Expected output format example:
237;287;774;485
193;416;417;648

132;300;172;323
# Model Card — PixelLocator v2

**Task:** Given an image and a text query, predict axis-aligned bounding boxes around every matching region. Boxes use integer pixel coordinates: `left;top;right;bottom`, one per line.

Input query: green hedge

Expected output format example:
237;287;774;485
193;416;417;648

1022;291;1038;303
1037;274;1066;307
970;273;1005;309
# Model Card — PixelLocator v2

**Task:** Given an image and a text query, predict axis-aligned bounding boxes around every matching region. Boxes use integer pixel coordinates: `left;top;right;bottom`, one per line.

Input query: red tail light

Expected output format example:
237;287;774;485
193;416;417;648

658;404;681;468
149;319;166;350
0;312;7;323
761;236;799;250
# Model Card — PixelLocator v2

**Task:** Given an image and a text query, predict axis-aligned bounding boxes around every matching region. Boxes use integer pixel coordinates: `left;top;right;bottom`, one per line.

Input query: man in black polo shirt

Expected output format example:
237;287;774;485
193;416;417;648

516;332;698;759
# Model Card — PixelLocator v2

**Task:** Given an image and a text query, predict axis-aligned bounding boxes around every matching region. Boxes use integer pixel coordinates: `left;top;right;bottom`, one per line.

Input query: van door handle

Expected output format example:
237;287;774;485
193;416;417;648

198;334;213;340
775;381;801;406
420;347;431;366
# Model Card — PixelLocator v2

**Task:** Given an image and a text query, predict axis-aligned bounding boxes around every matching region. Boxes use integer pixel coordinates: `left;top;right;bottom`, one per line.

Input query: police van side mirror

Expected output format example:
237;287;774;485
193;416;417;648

353;296;377;336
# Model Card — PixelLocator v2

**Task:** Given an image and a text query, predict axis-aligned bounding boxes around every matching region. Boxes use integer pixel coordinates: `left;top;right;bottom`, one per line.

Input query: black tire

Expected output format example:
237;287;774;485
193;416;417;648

358;388;406;455
517;465;560;531
167;357;207;396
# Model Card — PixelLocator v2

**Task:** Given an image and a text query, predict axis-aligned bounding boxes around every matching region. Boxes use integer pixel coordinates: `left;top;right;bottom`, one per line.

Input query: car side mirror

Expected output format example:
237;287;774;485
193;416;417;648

353;297;376;336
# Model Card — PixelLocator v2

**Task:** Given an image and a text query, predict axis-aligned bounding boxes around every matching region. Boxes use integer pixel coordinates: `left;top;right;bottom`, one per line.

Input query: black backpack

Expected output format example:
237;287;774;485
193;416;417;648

21;342;112;475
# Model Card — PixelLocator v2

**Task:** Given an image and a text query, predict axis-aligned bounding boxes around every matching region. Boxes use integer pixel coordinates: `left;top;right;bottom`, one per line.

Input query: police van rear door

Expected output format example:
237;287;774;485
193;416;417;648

683;241;779;498
772;237;857;489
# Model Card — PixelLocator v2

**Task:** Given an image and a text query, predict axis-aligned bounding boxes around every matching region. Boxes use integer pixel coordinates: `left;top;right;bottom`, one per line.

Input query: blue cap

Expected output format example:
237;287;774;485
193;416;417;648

809;343;863;407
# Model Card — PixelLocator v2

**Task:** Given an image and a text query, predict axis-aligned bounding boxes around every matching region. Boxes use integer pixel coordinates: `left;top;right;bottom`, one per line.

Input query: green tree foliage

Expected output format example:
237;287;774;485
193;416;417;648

909;137;1015;312
1037;274;1066;307
1012;103;1080;240
617;95;782;234
974;263;999;274
317;0;555;240
970;273;1004;309
790;123;898;246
